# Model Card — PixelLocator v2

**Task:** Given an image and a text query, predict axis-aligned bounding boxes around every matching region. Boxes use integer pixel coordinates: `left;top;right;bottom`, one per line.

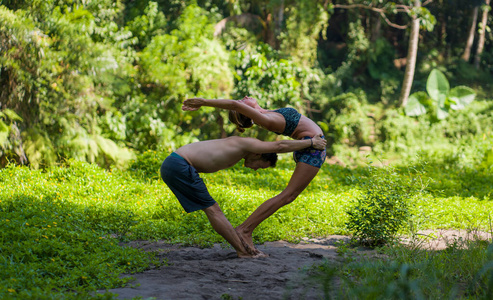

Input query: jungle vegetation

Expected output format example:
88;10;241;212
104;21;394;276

1;0;492;168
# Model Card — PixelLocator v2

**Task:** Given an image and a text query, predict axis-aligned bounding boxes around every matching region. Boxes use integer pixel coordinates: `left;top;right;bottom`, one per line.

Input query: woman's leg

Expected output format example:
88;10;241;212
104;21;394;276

236;162;320;249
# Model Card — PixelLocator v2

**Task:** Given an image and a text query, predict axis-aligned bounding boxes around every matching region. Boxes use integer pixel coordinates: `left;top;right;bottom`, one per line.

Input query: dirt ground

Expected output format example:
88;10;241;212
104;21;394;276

98;230;491;300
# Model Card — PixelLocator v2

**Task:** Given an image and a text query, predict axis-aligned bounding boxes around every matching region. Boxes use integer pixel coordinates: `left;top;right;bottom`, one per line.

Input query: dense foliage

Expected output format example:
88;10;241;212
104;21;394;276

1;0;492;167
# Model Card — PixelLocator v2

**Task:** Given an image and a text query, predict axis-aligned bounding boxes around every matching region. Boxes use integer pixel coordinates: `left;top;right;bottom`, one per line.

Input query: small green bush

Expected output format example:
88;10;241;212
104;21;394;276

346;162;426;246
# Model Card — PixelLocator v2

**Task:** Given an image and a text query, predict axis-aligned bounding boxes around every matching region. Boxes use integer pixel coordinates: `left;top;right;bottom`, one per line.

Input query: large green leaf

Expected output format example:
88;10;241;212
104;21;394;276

405;92;428;117
426;69;449;102
448;86;476;110
317;121;329;133
0;131;8;146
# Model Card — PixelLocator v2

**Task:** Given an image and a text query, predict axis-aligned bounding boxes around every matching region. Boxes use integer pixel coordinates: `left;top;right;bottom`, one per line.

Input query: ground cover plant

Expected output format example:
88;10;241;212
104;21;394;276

0;161;167;299
304;239;493;299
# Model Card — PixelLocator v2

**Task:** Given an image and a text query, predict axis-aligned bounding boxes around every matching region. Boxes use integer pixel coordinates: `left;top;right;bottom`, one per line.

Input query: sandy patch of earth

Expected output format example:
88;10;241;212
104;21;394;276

99;230;491;300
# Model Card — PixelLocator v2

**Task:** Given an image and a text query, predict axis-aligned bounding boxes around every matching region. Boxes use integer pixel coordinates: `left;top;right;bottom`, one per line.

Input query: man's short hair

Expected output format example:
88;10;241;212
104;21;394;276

260;153;278;168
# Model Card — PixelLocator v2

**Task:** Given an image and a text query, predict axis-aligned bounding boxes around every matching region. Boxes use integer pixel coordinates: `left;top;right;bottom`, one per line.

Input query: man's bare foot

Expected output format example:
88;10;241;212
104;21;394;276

236;251;269;258
252;250;269;258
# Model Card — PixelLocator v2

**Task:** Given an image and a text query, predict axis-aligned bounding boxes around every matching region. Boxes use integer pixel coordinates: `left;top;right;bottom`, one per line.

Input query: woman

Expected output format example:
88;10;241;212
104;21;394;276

182;96;326;253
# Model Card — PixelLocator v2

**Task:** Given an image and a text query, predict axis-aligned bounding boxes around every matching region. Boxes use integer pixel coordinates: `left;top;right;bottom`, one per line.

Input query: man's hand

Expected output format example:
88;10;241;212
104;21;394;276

311;135;327;150
182;98;205;111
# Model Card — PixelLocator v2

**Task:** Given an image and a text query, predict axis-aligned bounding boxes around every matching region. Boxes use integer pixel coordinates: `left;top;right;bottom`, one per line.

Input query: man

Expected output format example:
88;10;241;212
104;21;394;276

161;135;326;258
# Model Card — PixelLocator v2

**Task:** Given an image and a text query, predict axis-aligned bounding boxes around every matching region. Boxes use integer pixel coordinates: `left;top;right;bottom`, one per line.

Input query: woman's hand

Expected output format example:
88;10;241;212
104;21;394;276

182;98;206;111
311;135;327;150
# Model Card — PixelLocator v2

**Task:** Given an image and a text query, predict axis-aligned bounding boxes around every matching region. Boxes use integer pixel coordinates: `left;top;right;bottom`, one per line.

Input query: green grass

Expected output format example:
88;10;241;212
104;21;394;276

1;146;492;298
303;238;493;299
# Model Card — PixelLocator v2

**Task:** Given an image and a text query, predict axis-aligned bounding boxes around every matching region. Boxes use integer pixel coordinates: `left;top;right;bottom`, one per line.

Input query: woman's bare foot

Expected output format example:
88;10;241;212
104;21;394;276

235;226;256;253
234;228;269;258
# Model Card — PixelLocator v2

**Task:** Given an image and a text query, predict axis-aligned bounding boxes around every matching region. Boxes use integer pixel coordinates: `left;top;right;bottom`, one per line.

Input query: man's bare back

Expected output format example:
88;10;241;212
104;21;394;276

175;137;249;173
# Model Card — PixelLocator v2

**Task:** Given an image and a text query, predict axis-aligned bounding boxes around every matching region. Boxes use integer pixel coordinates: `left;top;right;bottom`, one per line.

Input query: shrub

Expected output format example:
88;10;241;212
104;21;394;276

346;161;426;246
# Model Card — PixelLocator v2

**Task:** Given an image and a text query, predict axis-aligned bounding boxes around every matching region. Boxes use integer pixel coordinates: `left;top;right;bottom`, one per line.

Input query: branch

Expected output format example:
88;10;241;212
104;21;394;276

332;4;384;13
332;1;433;30
379;11;408;29
333;4;408;29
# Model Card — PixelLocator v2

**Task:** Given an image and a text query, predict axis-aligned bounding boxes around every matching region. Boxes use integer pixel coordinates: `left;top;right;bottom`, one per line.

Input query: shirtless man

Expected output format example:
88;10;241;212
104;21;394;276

161;135;326;258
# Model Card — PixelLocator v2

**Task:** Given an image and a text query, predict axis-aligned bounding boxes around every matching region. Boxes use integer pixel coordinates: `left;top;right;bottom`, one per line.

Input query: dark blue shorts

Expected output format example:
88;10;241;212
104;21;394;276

161;152;216;213
293;136;327;168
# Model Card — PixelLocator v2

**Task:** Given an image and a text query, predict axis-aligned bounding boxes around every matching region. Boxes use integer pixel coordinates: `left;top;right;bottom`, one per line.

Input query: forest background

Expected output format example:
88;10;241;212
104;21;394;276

1;0;492;169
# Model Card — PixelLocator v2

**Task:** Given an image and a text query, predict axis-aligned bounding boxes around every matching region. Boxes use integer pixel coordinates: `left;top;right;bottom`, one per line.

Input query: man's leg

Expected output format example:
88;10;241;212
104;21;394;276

203;203;265;258
236;162;320;250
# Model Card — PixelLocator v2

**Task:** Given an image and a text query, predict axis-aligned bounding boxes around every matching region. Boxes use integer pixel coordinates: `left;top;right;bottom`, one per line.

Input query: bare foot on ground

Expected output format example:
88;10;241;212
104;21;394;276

235;228;269;258
235;226;259;255
236;250;268;258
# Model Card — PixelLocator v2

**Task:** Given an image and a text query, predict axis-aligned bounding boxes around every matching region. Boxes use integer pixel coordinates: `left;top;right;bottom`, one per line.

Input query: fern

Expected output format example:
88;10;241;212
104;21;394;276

22;128;57;169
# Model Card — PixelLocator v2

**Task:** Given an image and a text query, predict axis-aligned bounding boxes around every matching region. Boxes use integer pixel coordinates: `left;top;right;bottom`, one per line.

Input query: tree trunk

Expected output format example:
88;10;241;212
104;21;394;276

398;0;421;108
462;6;479;62
474;0;491;69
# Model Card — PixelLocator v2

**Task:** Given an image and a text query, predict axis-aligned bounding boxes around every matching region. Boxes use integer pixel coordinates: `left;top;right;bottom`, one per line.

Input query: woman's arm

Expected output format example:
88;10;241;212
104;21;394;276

182;98;238;111
183;98;277;130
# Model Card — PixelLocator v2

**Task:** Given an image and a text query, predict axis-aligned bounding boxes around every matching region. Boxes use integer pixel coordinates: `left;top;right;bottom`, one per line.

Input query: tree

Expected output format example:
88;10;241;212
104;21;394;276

398;0;421;108
462;4;479;62
0;3;134;168
474;0;491;69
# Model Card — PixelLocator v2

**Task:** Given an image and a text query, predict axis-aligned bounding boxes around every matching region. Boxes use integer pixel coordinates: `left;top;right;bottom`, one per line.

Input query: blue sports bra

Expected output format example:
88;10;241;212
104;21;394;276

272;107;301;136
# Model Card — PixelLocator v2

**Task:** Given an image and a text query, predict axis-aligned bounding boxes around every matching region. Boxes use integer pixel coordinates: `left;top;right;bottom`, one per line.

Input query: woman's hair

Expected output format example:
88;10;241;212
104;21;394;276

228;110;254;133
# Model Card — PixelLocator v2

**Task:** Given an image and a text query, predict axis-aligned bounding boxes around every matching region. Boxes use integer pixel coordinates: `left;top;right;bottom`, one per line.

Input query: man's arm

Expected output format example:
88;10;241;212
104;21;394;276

238;135;326;154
